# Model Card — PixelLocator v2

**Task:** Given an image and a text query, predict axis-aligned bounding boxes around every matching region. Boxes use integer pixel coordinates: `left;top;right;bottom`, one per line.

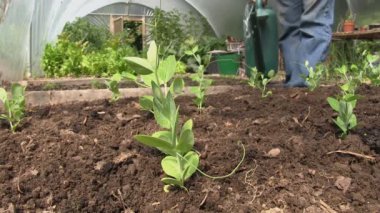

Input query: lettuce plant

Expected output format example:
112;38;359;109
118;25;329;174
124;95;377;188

0;83;26;133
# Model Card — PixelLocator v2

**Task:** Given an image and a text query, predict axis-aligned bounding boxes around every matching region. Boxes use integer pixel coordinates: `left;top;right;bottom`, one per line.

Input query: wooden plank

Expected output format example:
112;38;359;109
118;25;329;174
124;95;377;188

333;29;380;40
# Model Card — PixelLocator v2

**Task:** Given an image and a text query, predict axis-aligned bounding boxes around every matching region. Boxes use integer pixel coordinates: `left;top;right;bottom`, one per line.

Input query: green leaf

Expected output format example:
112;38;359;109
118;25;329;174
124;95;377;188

192;46;199;54
125;57;154;75
183;151;199;181
161;156;182;180
152;131;172;143
335;117;347;134
340;83;350;92
184;50;193;56
181;119;193;132
134;135;175;155
121;72;137;81
267;70;275;78
141;73;156;87
152;81;163;100
139;96;154;111
147;41;158;70
170;78;184;94
0;88;7;102
190;87;201;96
157;55;176;84
153;97;171;129
176;129;194;154
110;73;122;82
327;97;340;112
349;114;357;129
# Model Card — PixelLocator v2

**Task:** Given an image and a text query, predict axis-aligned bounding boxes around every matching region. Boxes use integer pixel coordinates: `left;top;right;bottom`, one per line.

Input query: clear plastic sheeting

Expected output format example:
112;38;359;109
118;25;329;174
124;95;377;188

0;0;198;81
0;0;34;81
0;0;379;81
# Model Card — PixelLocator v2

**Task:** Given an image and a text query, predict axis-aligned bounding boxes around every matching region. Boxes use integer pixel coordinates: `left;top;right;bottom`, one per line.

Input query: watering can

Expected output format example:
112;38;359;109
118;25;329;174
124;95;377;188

244;0;278;77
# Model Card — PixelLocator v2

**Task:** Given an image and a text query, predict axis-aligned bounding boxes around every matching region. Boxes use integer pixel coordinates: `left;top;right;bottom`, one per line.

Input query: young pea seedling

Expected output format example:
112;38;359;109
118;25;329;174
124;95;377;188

248;68;275;98
327;65;360;137
327;95;357;137
304;61;325;91
0;83;26;133
186;46;213;112
105;73;123;102
125;42;198;191
125;42;245;192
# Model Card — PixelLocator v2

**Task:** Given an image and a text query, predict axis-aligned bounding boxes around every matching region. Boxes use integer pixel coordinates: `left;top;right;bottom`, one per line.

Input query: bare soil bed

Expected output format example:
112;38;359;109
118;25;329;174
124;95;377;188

0;84;379;212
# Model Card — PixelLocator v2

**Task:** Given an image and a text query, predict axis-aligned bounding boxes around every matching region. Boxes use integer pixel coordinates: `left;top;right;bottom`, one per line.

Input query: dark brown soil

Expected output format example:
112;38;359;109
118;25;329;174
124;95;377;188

0;85;379;212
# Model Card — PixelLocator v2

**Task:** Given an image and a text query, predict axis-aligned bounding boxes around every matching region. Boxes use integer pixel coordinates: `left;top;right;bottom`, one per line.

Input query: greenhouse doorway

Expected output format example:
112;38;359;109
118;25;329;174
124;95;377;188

111;16;145;51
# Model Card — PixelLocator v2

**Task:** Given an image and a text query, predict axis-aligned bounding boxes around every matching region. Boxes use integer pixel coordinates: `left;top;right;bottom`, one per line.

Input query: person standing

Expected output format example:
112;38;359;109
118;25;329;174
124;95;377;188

276;0;335;87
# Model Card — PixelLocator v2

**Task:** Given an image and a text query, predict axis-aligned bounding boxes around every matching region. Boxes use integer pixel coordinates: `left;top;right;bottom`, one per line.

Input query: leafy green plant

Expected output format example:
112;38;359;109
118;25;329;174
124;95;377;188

248;68;275;98
62;17;111;52
327;95;357;137
126;42;244;191
363;52;380;85
128;42;184;113
304;61;325;91
105;73;122;102
327;65;360;137
149;8;224;67
335;65;360;94
0;83;26;132
42;34;86;77
186;46;213;111
125;41;197;190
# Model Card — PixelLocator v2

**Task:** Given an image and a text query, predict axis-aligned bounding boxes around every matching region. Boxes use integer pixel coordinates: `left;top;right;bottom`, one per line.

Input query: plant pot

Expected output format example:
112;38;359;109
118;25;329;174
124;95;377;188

343;20;355;32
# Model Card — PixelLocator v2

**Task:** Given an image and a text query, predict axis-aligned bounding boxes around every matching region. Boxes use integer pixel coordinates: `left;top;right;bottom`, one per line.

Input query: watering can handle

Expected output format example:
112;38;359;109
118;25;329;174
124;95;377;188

256;0;265;9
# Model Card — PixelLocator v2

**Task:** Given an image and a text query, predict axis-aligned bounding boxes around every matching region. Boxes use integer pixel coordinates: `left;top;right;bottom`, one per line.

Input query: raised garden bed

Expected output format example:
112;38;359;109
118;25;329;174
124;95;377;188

0;82;379;212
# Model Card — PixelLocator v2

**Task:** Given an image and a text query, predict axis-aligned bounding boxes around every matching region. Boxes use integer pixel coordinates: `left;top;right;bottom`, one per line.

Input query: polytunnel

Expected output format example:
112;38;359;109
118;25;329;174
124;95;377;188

1;0;380;81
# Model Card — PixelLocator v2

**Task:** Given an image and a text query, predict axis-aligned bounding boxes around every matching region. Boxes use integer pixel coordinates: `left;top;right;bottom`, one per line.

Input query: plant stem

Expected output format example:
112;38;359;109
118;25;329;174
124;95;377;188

176;154;185;185
179;141;246;180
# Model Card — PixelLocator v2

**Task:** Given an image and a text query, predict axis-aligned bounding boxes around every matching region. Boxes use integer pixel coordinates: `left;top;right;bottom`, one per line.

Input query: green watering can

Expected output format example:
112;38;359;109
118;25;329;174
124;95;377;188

244;0;278;77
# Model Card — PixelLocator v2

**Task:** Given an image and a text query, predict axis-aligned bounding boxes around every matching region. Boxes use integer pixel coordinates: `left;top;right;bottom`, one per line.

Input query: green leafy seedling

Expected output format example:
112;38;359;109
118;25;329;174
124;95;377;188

327;95;357;137
189;65;213;112
127;41;244;192
304;61;324;91
105;73;122;102
186;46;213;111
248;68;275;98
126;41;184;113
364;53;380;86
0;83;26;133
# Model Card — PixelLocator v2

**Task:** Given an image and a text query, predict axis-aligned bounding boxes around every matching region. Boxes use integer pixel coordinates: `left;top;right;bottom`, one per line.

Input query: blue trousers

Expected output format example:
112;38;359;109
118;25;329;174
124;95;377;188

277;0;335;87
